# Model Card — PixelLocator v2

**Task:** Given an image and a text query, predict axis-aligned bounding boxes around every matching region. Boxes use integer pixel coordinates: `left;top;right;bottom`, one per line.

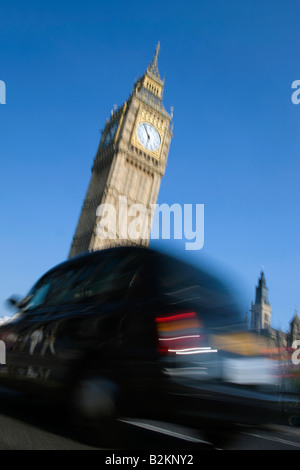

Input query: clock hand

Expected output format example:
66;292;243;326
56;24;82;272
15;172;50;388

143;124;150;140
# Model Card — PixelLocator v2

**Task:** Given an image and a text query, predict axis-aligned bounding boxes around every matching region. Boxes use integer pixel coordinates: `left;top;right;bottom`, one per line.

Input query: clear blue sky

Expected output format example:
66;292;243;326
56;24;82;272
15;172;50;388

0;0;299;332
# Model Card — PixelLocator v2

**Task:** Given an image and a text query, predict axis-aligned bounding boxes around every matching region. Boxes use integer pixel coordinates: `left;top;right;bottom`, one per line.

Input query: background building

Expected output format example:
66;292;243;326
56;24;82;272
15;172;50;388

250;271;299;348
250;271;271;333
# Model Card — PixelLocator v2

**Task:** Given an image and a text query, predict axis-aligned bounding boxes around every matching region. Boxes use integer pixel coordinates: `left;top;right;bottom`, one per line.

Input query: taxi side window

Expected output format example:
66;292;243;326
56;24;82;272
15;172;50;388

45;267;93;305
24;276;54;311
71;256;138;302
40;254;140;306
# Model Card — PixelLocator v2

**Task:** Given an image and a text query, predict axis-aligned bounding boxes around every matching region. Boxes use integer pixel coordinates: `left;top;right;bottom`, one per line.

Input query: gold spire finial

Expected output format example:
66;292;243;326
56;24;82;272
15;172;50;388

147;42;163;84
155;41;160;58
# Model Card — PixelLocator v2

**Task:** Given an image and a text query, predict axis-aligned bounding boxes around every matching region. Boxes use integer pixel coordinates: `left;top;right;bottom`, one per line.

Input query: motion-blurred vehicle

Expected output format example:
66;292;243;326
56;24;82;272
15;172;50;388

0;246;281;445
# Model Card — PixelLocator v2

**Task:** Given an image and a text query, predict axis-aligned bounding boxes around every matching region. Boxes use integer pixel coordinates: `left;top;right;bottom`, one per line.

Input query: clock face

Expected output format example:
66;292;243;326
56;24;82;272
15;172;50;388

102;120;119;149
136;122;161;152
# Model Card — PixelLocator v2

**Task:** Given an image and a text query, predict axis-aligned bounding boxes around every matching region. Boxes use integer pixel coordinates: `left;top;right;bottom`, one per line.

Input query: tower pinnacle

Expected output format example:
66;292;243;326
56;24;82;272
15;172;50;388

147;42;163;84
251;271;272;332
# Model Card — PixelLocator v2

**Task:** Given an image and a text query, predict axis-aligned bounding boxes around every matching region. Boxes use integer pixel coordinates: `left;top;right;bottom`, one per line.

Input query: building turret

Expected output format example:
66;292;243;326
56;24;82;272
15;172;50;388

250;271;272;333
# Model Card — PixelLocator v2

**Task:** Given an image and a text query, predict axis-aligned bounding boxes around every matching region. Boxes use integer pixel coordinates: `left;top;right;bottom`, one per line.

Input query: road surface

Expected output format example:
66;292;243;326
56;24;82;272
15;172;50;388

0;386;298;451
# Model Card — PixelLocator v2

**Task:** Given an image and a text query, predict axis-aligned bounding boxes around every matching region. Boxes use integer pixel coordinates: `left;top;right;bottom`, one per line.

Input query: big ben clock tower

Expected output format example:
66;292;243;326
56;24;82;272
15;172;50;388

68;44;173;258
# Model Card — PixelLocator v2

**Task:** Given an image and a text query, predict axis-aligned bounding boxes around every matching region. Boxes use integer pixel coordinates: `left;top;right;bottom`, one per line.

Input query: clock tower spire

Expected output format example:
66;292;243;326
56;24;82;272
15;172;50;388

68;45;173;258
147;42;162;82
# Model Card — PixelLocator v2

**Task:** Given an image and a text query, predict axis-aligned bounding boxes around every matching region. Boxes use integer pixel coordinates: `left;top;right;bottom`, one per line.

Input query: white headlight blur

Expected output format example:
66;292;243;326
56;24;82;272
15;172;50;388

222;357;279;386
